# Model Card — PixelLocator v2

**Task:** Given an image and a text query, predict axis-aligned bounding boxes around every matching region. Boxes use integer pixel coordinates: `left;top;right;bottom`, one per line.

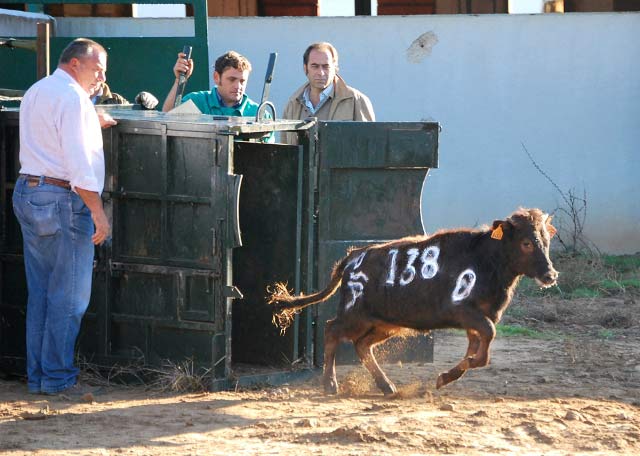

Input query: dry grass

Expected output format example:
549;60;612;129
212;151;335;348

145;358;210;393
517;252;640;299
77;356;210;393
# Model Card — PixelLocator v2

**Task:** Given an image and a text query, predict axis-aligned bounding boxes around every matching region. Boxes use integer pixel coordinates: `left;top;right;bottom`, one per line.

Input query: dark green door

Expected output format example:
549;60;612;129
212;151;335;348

0;110;26;373
80;117;232;379
315;121;439;365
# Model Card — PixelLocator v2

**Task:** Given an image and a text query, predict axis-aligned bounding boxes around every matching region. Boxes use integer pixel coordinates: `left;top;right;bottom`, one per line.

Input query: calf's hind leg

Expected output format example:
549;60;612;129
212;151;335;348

354;328;397;395
322;319;341;394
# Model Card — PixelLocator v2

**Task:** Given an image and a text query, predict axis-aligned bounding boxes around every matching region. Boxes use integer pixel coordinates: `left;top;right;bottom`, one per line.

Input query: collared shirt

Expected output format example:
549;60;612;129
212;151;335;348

302;82;334;115
215;89;242;110
90;86;103;105
19;68;105;193
182;87;274;142
183;88;260;117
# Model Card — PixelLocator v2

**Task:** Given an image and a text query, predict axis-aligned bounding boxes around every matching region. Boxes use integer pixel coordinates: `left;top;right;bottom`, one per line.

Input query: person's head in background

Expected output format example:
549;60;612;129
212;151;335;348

58;38;108;95
303;42;339;94
213;51;252;107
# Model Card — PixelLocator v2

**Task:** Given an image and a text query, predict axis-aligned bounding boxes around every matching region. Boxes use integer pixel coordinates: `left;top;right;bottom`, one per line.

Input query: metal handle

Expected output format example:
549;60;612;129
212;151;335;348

228;173;243;248
255;100;276;122
174;45;192;108
260;52;278;105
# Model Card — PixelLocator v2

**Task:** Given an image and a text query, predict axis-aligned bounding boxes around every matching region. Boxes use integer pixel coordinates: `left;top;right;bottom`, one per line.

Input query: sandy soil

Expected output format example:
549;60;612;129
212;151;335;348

1;295;639;456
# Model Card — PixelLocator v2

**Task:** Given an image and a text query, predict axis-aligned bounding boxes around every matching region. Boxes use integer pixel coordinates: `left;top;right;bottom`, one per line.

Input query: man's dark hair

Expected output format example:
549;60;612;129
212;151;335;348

302;42;339;71
214;51;252;75
59;38;106;65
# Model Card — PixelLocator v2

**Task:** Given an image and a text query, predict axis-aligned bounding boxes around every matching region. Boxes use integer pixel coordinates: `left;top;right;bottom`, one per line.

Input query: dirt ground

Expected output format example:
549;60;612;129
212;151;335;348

1;294;639;456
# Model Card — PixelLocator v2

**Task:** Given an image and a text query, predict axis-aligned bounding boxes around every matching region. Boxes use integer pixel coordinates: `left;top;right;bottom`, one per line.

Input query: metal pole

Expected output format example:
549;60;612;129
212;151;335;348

36;22;50;79
355;0;371;15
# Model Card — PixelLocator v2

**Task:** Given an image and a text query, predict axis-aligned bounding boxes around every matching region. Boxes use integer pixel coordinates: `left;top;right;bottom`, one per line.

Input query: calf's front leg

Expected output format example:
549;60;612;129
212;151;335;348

436;318;496;389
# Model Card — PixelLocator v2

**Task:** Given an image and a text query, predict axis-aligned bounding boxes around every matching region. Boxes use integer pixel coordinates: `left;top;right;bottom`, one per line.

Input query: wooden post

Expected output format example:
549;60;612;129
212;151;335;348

36;22;50;79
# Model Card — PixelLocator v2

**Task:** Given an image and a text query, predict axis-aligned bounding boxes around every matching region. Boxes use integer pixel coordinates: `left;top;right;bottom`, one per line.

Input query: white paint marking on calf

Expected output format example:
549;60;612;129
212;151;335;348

348;251;367;270
399;248;420;286
345;252;369;311
420;245;440;279
452;268;476;302
386;249;399;285
345;272;369;310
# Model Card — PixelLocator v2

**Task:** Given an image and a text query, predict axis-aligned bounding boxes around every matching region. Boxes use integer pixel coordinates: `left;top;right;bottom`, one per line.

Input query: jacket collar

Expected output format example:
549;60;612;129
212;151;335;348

294;75;352;104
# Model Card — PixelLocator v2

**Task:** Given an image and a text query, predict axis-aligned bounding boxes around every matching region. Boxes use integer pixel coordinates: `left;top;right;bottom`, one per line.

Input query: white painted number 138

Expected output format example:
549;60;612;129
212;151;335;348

386;246;440;286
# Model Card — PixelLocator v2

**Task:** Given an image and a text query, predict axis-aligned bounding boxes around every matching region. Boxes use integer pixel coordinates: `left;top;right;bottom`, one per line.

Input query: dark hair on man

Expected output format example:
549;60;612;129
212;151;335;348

59;38;106;65
302;42;339;71
214;51;252;75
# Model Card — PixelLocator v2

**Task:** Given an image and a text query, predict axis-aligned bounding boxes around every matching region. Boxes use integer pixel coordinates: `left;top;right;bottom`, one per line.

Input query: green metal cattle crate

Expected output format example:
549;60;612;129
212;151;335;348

0;108;439;389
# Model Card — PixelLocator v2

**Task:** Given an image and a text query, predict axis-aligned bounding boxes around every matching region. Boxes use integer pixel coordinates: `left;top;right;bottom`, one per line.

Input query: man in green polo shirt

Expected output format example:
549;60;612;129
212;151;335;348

162;50;259;116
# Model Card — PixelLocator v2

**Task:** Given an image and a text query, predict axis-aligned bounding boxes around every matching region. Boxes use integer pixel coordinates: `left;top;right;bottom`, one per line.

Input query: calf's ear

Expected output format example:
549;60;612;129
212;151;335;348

545;215;558;238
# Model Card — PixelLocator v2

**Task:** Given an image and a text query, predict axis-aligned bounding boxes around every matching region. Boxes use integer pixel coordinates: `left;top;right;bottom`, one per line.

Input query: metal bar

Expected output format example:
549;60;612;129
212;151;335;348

227;121;301;134
306;123;320;366
110;191;211;205
0;38;37;51
0;114;6;249
220;135;233;381
160;124;168;264
109;313;217;331
260;52;277;106
210;368;318;392
36;22;50;79
292;144;304;361
110;261;219;277
176;271;185;320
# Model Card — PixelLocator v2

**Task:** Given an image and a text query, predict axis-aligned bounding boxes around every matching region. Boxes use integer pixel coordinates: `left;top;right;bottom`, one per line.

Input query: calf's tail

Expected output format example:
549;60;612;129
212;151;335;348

268;255;349;333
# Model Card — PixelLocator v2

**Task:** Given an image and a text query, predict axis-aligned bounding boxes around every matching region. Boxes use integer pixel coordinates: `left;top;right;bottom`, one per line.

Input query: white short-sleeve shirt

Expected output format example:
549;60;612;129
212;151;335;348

19;68;105;194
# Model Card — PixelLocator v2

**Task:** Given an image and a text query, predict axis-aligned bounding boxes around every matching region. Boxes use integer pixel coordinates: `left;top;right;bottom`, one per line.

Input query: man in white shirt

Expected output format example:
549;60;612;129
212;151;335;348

12;38;116;396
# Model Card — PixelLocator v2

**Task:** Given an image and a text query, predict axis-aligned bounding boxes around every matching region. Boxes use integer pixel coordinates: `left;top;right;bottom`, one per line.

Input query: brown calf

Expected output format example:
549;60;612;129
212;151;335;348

269;208;558;395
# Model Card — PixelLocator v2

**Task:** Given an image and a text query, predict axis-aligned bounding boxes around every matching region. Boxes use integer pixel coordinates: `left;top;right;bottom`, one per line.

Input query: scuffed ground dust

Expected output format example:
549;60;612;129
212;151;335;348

1;295;639;456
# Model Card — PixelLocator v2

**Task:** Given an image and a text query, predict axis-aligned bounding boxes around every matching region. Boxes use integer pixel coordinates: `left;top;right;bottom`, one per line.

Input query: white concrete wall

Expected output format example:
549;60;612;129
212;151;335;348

207;14;639;254
39;13;640;253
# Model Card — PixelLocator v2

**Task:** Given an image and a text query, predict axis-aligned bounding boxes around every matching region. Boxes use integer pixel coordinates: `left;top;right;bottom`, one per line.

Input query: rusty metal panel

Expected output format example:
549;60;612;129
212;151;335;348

259;0;319;16
314;121;439;366
208;0;258;16
377;0;435;15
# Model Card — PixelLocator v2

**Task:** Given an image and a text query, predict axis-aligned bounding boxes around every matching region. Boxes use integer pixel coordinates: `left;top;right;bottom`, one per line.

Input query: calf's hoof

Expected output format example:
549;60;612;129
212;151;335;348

436;373;449;389
323;379;339;395
380;382;398;396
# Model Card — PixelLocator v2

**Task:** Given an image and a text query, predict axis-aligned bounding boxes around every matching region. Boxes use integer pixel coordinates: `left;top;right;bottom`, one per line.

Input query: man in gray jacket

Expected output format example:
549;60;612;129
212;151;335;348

282;42;375;142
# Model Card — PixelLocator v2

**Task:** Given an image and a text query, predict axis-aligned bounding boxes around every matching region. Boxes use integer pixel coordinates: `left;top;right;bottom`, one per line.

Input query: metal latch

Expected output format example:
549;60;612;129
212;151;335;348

223;286;244;299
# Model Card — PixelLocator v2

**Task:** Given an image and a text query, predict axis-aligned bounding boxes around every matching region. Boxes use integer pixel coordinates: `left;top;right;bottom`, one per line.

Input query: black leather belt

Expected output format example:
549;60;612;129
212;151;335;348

20;174;71;190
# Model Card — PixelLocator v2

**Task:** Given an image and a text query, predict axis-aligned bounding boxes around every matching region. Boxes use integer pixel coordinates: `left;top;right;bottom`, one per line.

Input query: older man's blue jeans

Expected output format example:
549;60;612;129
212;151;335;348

12;176;95;394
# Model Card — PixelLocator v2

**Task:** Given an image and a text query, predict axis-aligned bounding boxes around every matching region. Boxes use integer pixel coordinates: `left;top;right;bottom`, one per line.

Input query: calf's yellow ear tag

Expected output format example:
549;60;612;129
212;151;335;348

491;225;504;240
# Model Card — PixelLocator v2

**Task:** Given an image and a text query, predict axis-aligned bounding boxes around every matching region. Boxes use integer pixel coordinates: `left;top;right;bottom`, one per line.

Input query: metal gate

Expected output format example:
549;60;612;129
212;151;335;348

315;121;440;365
80;114;237;380
0;110;24;374
0;109;439;388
